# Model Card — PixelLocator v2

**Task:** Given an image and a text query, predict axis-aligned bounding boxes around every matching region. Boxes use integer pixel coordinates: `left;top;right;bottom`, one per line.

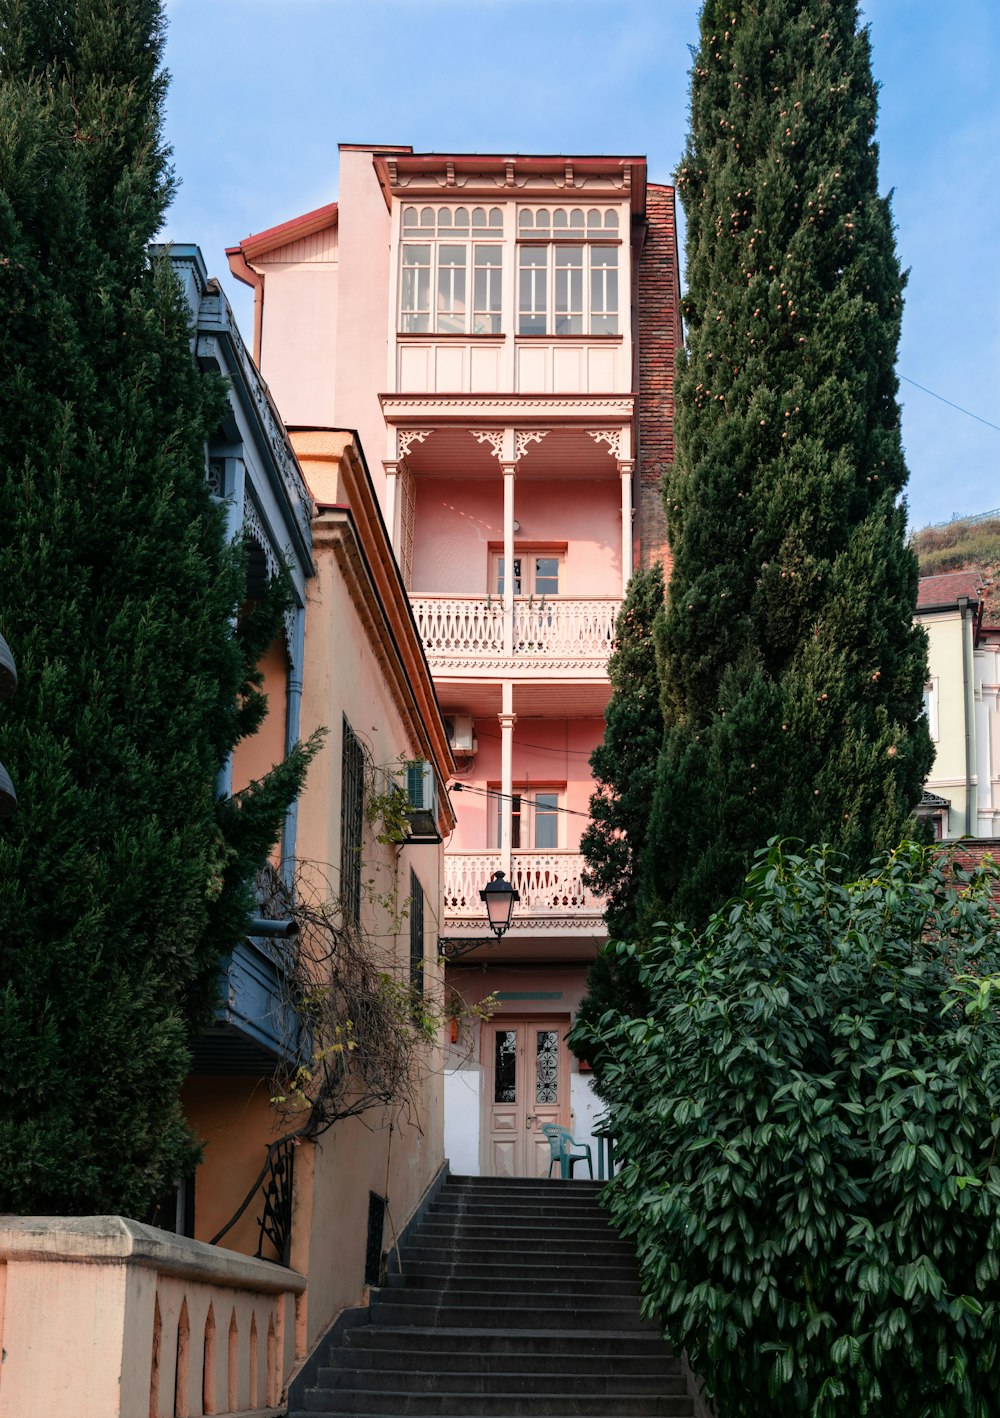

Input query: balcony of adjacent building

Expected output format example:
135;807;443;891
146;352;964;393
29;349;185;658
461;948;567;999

384;422;632;680
441;848;606;961
438;717;607;960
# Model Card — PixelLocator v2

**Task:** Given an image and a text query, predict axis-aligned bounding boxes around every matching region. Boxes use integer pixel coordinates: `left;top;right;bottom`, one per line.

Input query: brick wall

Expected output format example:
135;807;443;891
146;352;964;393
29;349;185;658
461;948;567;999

635;183;682;578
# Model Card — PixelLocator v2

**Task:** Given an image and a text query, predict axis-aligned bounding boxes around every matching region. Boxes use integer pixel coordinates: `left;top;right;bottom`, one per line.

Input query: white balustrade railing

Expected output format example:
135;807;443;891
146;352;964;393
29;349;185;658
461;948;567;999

410;596;620;664
411;597;504;657
514;598;618;660
444;851;604;920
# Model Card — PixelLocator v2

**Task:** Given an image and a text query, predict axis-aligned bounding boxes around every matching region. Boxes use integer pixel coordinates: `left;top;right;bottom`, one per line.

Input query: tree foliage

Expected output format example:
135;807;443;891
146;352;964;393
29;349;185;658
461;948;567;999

642;0;932;927
0;0;316;1215
582;563;665;939
571;840;1000;1417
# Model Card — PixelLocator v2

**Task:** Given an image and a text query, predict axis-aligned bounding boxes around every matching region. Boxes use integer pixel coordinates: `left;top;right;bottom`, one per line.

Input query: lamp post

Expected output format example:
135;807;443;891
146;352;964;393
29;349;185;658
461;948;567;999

0;634;17;819
439;869;520;960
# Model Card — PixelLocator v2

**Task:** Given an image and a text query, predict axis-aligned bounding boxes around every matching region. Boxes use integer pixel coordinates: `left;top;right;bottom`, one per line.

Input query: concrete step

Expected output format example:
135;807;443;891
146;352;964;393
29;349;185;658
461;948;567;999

292;1176;693;1418
297;1391;692;1416
318;1366;684;1395
339;1326;674;1360
410;1220;628;1244
329;1340;678;1375
371;1285;646;1315
367;1301;654;1331
384;1268;642;1295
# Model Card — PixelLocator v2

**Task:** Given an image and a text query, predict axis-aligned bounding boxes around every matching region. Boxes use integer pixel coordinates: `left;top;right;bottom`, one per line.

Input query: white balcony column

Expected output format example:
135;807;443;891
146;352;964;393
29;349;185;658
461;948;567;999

499;681;516;879
618;457;635;593
501;427;517;658
383;459;401;557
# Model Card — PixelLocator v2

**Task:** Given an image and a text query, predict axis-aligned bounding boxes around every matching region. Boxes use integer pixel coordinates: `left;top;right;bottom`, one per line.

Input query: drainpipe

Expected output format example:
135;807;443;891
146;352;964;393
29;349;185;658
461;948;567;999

226;245;265;367
958;596;976;836
281;604;306;887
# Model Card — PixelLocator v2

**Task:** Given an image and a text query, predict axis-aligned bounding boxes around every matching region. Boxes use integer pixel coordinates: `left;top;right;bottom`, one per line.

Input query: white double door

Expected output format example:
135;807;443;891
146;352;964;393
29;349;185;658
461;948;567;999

482;1018;570;1178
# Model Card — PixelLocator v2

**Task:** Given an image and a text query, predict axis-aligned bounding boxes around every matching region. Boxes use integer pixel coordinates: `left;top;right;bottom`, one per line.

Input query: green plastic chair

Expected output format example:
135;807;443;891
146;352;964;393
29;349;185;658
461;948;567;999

540;1123;594;1179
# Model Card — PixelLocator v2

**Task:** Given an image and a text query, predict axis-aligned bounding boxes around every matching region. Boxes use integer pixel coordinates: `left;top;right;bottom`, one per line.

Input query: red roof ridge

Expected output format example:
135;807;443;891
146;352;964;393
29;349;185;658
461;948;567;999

227;201;338;262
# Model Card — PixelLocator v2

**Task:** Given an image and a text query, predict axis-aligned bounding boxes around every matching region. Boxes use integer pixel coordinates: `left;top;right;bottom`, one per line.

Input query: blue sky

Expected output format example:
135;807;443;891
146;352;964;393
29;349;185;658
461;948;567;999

161;0;999;531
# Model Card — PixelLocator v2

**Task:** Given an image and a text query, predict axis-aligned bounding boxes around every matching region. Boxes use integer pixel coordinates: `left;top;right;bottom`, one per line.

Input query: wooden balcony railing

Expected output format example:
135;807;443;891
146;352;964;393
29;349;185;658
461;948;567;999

410;596;620;668
444;851;604;923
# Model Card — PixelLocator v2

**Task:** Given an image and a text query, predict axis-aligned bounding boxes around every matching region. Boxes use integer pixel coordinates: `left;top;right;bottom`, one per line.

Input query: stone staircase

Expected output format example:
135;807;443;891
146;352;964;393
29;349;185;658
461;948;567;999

288;1174;697;1417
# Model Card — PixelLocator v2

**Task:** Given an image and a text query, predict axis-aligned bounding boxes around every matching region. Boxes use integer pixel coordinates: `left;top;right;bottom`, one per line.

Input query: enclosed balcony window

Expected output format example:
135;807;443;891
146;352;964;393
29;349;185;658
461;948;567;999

400;205;503;335
516;207;620;336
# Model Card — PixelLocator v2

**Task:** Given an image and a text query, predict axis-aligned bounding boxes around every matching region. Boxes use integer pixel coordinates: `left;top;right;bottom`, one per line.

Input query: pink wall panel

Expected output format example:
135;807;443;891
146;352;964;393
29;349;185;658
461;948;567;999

411;477;621;595
449;717;604;850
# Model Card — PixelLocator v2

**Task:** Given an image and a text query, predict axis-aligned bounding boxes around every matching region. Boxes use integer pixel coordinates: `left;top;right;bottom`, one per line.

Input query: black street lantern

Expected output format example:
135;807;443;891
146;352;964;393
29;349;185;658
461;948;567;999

439;869;520;960
479;870;520;937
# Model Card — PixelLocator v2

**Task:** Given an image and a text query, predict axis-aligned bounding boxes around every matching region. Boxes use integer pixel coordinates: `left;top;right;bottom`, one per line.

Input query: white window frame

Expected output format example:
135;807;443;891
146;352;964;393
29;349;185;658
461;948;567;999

490;546;565;597
399;205;504;335
924;678;940;742
489;786;564;850
516;206;621;337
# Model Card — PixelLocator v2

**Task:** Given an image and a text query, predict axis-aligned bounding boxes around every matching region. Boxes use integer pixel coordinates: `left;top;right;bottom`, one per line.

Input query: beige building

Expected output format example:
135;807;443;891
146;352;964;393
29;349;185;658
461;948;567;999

916;570;1000;840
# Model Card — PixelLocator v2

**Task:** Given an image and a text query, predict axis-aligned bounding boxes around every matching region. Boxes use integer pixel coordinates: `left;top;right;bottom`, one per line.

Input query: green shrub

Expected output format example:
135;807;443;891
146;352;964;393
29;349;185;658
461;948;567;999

572;841;1000;1416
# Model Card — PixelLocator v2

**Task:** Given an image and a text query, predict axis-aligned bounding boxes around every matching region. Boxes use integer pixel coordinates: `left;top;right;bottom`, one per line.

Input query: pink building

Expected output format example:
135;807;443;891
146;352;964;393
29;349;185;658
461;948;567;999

228;145;681;1179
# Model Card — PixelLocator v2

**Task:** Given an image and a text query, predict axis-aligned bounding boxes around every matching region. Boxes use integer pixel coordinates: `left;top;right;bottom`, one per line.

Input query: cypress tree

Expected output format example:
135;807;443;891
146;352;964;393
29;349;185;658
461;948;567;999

574;567;664;1074
582;563;665;940
0;0;316;1215
643;0;933;925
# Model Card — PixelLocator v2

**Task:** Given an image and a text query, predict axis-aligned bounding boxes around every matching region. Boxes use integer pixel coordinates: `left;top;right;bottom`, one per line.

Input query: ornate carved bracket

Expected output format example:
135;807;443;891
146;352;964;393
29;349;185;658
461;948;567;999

398;429;431;459
471;430;505;461
588;430;623;458
515;430;548;461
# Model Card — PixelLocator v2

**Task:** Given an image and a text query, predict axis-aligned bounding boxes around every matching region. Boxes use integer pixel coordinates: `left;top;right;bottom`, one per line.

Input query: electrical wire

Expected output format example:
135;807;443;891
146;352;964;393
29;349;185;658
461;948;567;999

451;781;594;819
901;376;1000;436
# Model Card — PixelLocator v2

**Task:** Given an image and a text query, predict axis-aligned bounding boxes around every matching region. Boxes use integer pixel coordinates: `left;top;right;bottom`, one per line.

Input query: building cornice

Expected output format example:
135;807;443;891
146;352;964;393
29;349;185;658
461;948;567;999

379;393;634;424
373;152;647;216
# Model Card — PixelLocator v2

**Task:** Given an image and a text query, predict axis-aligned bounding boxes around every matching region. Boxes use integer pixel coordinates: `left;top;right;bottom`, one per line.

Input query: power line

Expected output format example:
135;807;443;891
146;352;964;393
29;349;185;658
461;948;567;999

901;376;1000;436
451;782;594;819
472;725;600;760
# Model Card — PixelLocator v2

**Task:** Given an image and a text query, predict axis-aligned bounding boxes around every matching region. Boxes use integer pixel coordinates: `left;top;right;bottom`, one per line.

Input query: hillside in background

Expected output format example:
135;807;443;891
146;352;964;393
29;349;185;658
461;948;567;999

911;513;1000;622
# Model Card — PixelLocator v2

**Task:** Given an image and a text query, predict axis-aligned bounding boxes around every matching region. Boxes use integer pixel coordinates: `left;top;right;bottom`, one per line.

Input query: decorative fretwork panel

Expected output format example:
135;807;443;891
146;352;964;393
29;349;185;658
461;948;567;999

410;596;619;666
412;597;505;657
444;851;604;918
399;464;416;589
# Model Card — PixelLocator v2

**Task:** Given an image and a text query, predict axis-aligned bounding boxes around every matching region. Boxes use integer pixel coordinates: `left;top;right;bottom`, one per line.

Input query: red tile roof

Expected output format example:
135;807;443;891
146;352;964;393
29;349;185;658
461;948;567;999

227;202;338;263
916;570;984;610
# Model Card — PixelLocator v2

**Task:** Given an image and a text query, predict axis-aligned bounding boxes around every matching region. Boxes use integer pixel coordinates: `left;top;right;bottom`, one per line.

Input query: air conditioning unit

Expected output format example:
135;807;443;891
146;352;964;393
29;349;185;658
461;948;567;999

405;760;441;843
444;713;476;754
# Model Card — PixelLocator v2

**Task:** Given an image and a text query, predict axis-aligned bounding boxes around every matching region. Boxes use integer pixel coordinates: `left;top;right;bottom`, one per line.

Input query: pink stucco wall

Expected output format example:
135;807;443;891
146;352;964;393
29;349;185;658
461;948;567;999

450;717;603;851
411;476;621;595
256;253;339;428
332;148;394;499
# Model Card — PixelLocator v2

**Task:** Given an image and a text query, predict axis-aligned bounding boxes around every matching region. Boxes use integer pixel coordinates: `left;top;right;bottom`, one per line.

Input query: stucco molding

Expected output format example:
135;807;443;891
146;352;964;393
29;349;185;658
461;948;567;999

0;1215;306;1294
442;915;606;933
423;655;612;673
380;394;634;423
